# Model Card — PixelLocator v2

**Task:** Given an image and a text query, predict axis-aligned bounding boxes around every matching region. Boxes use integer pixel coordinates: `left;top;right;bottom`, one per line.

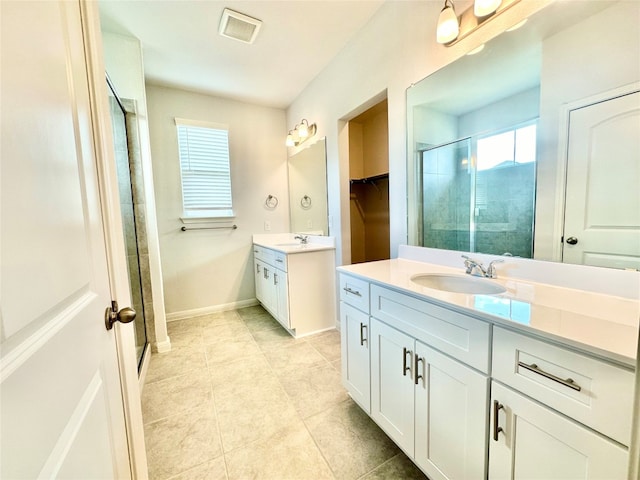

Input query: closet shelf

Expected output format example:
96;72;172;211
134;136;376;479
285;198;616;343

349;172;389;185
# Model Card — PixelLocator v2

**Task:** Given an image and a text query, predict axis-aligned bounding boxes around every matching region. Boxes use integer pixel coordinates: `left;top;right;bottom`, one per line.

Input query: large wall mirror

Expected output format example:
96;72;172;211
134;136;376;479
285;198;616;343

407;0;639;270
288;137;329;235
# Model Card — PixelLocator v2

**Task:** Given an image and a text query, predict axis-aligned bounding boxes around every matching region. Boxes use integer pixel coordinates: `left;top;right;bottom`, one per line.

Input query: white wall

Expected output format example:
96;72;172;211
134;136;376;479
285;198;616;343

146;85;289;317
102;32;169;352
286;0;553;266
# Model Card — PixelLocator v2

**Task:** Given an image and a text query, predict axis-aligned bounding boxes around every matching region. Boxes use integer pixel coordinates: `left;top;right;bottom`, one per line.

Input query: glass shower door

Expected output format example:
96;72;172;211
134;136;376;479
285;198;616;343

420;138;473;251
106;79;147;368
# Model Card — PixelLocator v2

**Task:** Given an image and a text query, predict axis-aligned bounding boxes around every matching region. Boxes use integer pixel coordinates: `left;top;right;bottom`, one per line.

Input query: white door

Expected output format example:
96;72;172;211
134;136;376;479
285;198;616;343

370;318;415;454
488;382;628;480
414;342;488;480
1;1;131;478
563;90;640;269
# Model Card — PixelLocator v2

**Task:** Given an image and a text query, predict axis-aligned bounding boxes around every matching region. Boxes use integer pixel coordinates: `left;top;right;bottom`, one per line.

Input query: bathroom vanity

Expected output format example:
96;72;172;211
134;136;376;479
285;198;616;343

339;246;639;479
253;234;336;338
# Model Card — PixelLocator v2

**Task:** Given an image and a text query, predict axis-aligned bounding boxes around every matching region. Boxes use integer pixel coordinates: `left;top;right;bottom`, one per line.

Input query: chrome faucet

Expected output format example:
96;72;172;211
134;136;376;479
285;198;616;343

294;234;309;244
462;255;503;279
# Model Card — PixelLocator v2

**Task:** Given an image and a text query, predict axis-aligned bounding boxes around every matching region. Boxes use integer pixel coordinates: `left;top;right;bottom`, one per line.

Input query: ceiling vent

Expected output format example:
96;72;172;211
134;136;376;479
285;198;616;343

218;8;262;44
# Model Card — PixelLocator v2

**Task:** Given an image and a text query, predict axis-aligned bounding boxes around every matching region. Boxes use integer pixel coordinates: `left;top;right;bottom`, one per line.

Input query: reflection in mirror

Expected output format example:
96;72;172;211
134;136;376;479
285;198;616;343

288;137;329;235
407;0;640;269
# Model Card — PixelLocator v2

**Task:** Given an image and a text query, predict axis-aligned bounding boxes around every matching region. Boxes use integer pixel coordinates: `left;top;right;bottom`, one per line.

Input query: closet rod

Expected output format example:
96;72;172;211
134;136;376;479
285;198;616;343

181;224;238;231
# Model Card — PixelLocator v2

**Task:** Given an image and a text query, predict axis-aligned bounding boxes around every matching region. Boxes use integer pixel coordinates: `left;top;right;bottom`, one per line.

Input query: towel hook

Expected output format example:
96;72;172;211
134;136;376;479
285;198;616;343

265;195;278;209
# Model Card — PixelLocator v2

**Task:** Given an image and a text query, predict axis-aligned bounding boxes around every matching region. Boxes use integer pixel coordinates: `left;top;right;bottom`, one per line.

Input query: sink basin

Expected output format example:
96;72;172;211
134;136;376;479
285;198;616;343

275;242;302;247
410;273;506;295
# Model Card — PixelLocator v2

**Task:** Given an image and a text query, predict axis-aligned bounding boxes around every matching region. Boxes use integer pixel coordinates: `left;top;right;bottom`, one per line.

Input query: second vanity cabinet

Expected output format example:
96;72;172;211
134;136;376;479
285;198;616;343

339;271;635;480
253;243;335;337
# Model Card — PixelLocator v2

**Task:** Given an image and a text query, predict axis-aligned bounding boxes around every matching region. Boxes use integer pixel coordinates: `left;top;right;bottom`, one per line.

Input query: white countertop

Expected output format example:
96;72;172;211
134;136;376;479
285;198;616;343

253;233;335;255
338;258;640;367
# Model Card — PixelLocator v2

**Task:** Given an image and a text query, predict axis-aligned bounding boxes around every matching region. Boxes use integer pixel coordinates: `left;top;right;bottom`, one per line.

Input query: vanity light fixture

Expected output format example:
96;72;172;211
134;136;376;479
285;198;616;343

436;0;459;45
474;0;502;17
285;119;317;147
436;0;520;47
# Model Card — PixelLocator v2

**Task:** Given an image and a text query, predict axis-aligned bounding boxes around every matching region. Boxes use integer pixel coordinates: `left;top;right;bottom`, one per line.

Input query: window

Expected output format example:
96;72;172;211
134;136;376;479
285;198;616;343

175;118;234;219
476;121;537;171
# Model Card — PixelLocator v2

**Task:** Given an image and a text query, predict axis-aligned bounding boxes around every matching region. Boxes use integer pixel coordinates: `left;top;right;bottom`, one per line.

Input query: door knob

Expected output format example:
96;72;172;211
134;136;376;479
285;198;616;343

565;236;579;245
105;301;136;331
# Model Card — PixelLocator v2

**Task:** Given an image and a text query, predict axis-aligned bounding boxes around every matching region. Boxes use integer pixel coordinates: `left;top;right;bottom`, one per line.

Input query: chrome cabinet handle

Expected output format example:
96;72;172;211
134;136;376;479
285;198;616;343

402;347;412;376
256;264;261;274
493;400;504;441
274;272;278;285
414;355;423;385
276;258;283;263
343;287;362;297
264;268;269;279
359;323;367;346
518;361;581;392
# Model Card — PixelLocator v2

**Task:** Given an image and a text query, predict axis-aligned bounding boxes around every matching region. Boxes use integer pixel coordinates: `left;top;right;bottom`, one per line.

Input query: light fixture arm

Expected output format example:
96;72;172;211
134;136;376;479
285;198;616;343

285;118;317;147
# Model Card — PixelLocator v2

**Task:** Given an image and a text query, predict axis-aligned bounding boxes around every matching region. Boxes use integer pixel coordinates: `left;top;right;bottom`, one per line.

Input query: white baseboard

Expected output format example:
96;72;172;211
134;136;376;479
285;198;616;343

166;298;259;322
152;338;172;353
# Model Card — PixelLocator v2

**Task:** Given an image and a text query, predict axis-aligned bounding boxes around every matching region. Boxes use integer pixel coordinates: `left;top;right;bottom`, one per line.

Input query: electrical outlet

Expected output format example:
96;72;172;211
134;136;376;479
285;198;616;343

307;219;313;228
264;221;271;231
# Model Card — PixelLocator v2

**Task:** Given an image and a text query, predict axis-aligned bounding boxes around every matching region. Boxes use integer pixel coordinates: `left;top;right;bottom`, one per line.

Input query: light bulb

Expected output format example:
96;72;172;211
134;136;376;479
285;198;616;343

286;133;295;147
474;0;502;17
436;2;459;44
298;121;309;138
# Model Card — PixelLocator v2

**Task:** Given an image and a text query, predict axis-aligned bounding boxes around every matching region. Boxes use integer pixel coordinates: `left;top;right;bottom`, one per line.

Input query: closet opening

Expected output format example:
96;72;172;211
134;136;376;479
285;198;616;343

348;99;390;264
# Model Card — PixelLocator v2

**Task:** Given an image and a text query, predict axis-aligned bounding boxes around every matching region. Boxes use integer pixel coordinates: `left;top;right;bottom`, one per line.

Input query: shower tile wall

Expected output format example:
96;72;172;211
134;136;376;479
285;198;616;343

474;163;535;257
110;97;154;357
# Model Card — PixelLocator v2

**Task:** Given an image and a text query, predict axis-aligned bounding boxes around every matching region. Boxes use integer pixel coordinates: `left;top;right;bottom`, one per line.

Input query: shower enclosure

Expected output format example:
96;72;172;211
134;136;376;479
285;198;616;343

420;122;537;258
106;78;149;369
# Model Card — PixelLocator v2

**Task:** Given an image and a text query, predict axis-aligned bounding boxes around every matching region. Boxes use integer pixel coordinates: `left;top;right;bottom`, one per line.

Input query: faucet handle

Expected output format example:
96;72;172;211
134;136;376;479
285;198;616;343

487;259;504;278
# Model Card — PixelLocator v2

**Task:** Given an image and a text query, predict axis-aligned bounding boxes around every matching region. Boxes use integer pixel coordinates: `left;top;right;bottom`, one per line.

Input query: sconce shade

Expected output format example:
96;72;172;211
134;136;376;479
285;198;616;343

474;0;502;17
437;1;459;44
286;132;295;146
298;120;309;138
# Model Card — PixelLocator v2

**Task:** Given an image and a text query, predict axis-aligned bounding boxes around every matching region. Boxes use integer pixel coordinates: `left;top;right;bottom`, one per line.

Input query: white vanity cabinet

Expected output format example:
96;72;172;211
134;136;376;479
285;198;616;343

339;273;371;412
253;244;334;337
340;273;490;480
489;326;633;479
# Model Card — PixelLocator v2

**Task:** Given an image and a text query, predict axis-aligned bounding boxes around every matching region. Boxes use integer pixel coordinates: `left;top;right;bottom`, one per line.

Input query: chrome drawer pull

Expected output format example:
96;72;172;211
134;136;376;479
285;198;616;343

414;355;423;385
359;323;367;346
493;400;504;441
276;258;283;263
518;361;582;392
402;348;412;376
343;287;362;297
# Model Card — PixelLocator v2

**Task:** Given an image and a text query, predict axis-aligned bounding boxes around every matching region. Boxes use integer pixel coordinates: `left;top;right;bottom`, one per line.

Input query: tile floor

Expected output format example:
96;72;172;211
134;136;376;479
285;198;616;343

142;305;428;480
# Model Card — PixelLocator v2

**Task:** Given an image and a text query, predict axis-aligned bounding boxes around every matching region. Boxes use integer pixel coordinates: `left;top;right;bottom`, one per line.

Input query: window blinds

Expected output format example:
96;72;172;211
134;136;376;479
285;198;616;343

176;120;233;217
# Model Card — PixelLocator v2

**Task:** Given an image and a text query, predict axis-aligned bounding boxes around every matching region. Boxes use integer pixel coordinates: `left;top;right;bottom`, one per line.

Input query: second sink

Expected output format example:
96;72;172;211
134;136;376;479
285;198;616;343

411;273;506;295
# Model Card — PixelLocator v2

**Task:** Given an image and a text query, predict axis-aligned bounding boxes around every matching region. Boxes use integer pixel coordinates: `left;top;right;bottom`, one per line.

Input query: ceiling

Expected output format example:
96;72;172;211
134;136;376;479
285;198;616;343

99;0;386;109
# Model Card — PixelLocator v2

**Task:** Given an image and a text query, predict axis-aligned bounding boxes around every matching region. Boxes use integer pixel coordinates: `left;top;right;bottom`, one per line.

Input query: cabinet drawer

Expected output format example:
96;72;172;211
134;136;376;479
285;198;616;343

273;251;287;272
492;327;635;446
370;285;490;373
339;274;370;313
253;245;272;263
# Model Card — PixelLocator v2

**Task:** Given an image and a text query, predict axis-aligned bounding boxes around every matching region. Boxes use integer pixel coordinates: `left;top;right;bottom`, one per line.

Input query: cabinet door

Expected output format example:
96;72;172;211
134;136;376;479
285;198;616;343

414;342;488;480
370;318;415;454
489;382;628;480
340;303;371;412
260;262;277;316
274;268;289;329
255;260;265;303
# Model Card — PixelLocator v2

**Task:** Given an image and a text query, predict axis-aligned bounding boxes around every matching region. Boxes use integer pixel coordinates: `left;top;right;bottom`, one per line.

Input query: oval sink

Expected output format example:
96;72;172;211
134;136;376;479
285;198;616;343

410;273;506;295
275;242;302;247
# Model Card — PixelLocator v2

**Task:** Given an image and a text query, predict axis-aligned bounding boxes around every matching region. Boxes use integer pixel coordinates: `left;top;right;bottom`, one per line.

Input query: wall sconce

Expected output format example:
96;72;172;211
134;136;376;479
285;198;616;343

286;119;317;147
436;0;459;45
436;0;518;46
